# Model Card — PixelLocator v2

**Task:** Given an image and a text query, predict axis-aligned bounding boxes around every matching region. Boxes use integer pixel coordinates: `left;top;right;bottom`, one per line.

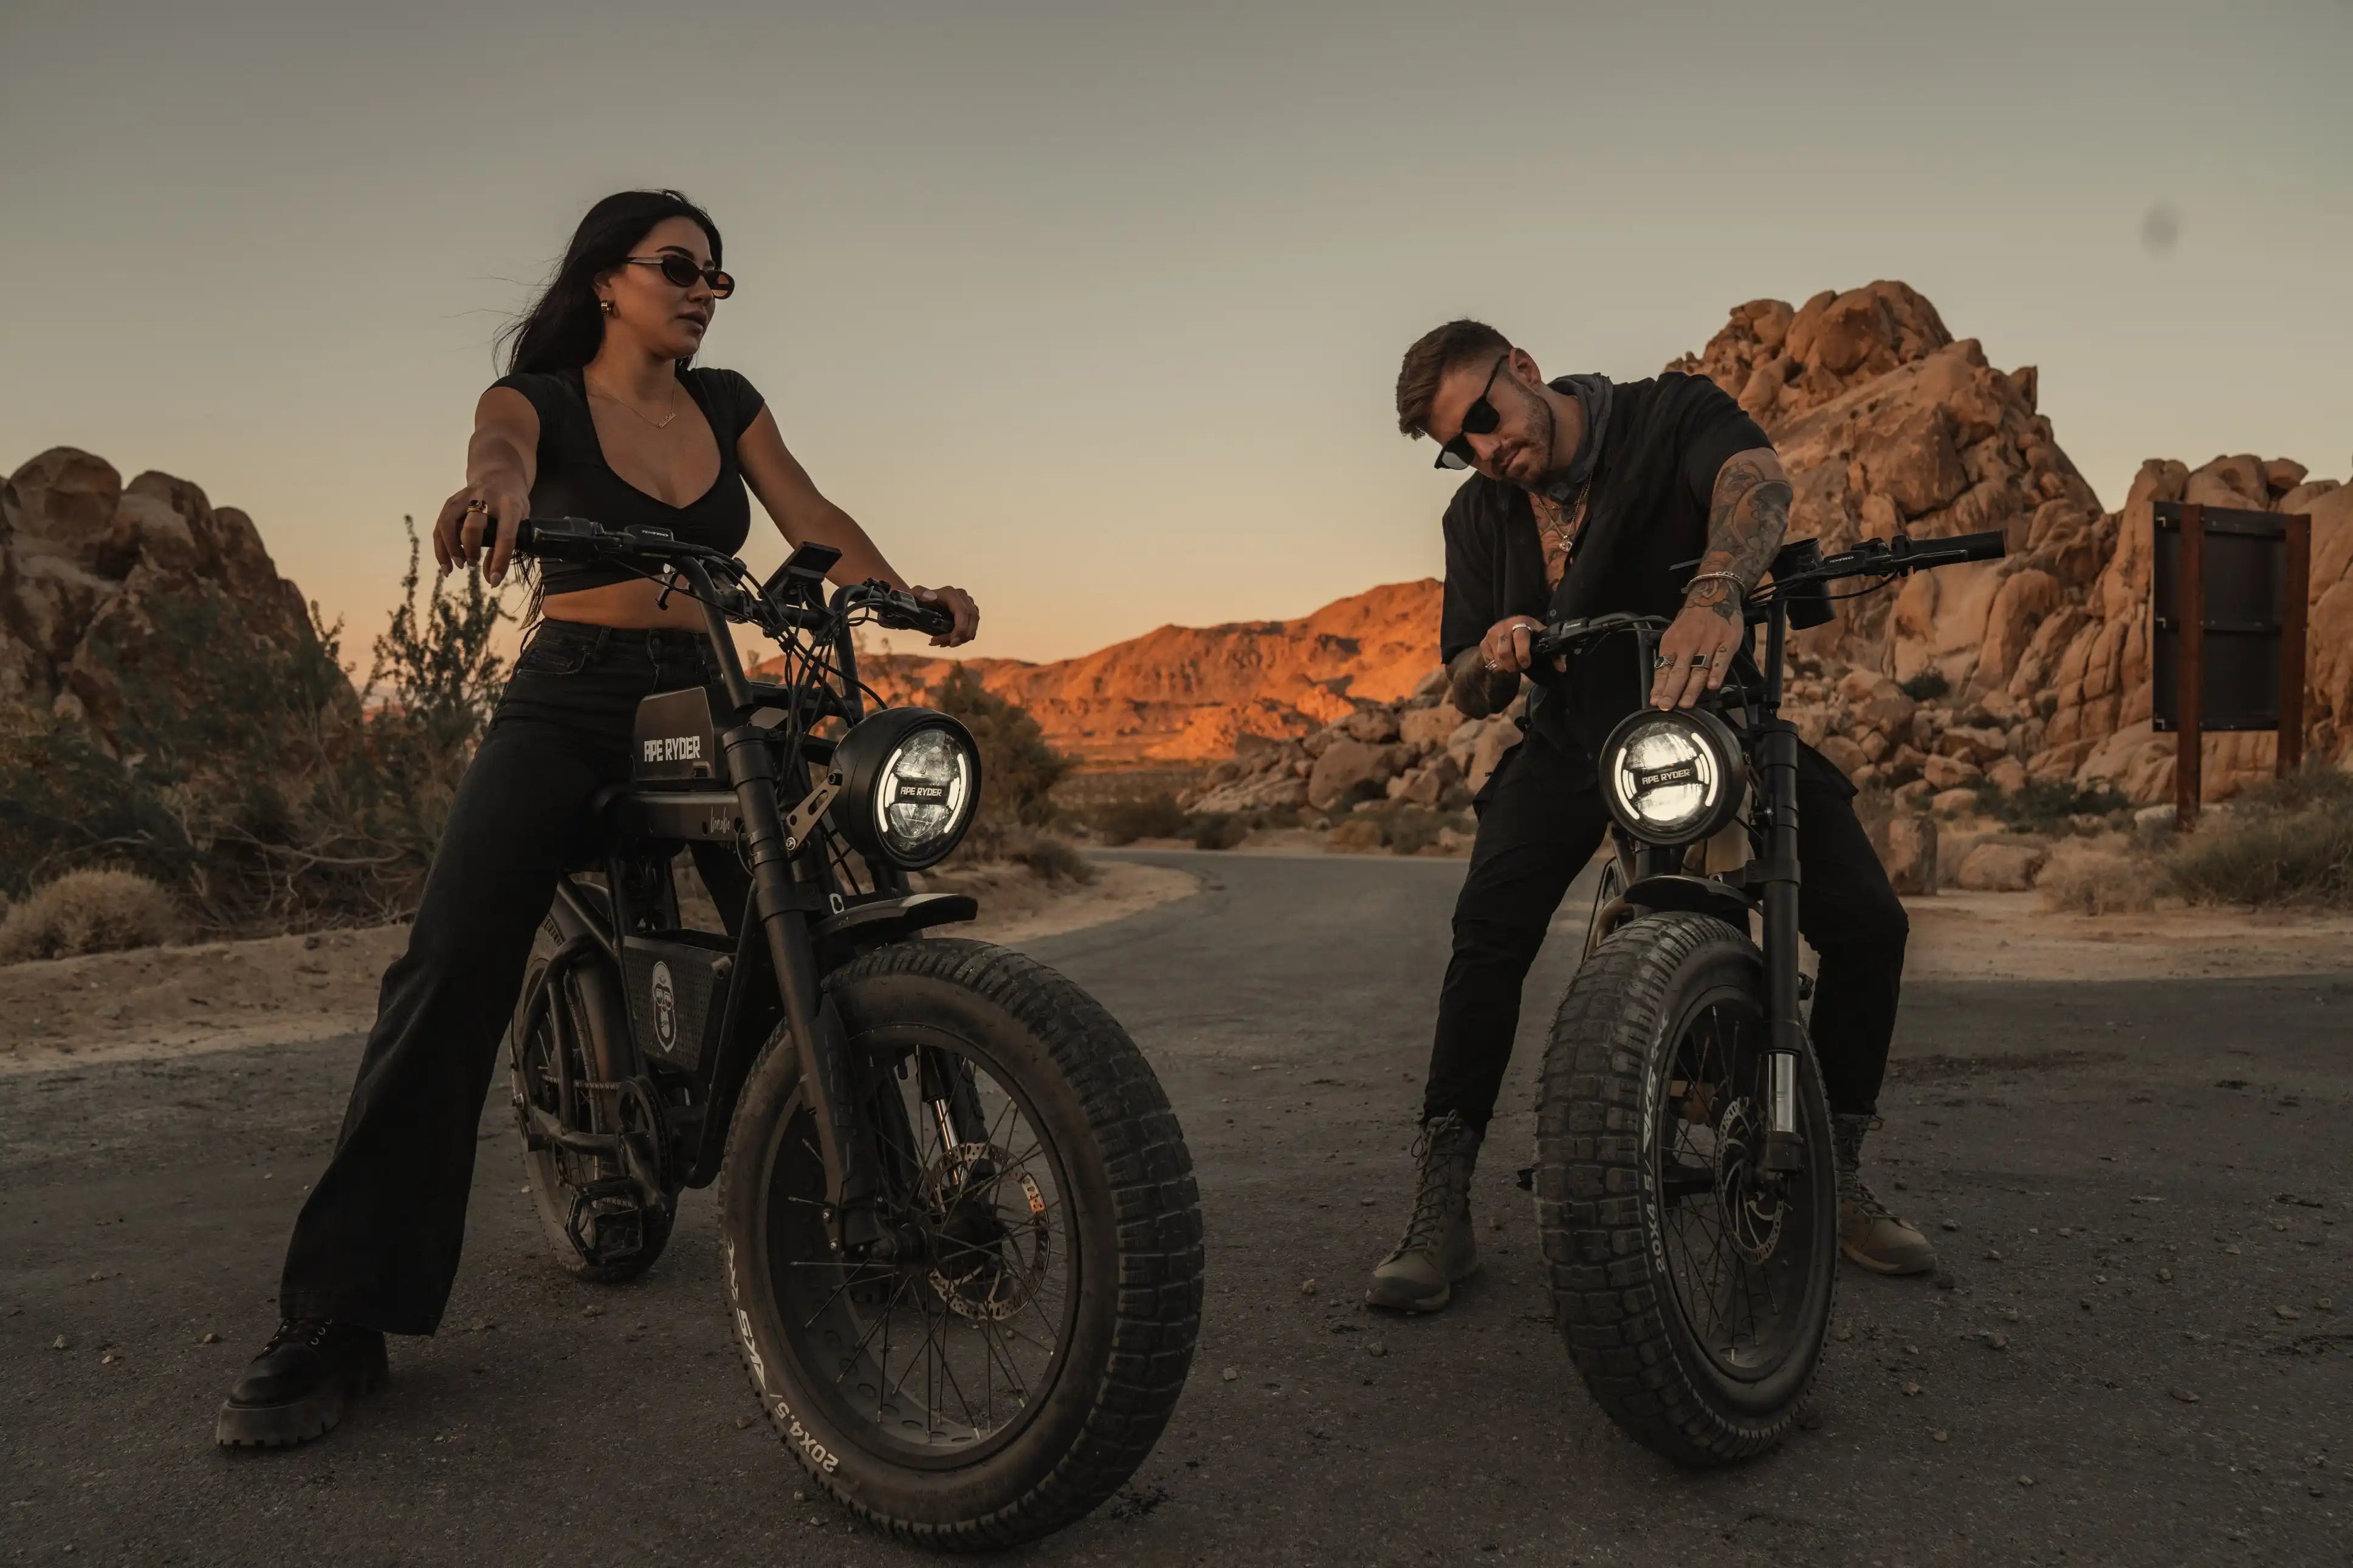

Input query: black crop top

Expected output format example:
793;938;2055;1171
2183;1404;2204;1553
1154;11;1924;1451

490;365;765;597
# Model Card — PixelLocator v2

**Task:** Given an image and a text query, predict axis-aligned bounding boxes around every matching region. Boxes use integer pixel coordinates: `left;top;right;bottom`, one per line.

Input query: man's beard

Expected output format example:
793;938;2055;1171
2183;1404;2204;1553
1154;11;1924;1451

1523;394;1570;490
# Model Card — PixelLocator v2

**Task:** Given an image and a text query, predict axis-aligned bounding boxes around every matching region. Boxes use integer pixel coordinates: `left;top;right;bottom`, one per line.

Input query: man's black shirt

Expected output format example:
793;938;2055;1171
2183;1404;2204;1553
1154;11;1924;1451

1438;371;1768;763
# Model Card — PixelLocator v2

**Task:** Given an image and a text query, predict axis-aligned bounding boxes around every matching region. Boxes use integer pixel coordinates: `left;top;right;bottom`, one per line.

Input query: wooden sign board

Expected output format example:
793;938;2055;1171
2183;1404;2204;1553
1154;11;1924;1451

2149;501;2310;826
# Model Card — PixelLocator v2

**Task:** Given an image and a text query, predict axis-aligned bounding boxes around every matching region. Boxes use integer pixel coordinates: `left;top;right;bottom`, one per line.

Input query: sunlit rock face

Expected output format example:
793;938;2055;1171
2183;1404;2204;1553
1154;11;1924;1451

1666;282;2348;804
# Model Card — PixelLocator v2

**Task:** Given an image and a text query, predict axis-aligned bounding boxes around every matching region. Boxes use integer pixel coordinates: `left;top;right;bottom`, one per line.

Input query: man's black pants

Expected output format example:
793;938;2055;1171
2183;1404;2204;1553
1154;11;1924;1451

1423;726;1907;1134
279;622;743;1336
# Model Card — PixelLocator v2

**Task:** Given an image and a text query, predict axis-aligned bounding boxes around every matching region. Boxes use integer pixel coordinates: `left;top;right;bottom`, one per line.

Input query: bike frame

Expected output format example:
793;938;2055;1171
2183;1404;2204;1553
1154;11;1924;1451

510;523;970;1259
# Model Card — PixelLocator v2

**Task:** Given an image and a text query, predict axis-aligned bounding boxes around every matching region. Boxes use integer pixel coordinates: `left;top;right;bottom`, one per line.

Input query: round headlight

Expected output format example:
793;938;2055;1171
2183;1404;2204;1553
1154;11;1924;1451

830;708;981;870
1597;708;1747;846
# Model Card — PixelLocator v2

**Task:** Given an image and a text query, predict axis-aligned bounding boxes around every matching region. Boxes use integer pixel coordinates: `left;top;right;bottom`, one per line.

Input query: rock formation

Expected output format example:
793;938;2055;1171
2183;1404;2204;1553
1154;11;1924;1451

1666;281;2349;804
2;447;332;747
820;579;1445;762
1183;667;1530;820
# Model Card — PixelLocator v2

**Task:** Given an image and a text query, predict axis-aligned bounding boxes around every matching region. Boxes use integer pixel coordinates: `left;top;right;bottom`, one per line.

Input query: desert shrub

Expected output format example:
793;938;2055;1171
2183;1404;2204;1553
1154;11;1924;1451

1190;813;1249;851
927;667;1073;856
1005;830;1096;886
1325;817;1386;852
1383;806;1446;856
1091;793;1190;846
2036;838;2165;916
1898;669;1951;702
2165;763;2353;908
1974;778;2132;837
0;868;179;962
0;518;509;929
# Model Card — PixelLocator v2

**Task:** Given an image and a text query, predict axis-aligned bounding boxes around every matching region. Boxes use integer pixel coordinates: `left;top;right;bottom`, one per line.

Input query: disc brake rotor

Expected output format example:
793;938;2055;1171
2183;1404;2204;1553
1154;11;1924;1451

1714;1098;1786;1264
923;1141;1051;1321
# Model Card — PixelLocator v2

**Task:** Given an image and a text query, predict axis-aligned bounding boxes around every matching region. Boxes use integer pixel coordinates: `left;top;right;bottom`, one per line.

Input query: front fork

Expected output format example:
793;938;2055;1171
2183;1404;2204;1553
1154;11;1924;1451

1756;721;1807;1173
722;721;890;1256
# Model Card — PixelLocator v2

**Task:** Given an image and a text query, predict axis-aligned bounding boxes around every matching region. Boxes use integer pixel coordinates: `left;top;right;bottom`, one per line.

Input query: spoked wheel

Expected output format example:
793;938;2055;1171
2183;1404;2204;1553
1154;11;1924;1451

508;928;676;1282
1536;912;1836;1465
718;940;1201;1549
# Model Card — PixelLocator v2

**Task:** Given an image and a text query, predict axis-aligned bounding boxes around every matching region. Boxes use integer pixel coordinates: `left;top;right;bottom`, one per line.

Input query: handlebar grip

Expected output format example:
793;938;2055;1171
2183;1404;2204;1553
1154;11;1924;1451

890;604;955;637
1947;530;2008;562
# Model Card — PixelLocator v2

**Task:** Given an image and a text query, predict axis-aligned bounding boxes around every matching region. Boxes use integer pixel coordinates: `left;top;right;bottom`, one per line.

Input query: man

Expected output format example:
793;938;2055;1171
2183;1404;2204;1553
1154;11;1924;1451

1365;320;1934;1312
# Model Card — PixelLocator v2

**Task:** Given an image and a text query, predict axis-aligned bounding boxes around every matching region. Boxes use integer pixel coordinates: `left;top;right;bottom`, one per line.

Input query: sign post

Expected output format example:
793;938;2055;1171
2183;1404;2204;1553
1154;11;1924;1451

2151;500;2312;830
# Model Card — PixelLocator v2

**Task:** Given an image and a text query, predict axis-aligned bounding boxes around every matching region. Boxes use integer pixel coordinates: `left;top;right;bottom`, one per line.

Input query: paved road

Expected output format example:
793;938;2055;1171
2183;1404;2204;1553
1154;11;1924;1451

4;851;2349;1566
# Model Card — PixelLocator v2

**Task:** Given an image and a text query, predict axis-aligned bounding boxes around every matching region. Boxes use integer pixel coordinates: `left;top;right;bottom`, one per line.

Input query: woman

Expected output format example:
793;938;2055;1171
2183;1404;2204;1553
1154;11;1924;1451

218;190;978;1448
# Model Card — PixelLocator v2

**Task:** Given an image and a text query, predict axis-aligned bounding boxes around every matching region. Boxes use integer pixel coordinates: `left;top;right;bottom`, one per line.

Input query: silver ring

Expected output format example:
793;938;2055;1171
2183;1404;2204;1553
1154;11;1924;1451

1652;654;1674;670
1483;659;1499;672
1688;653;1708;667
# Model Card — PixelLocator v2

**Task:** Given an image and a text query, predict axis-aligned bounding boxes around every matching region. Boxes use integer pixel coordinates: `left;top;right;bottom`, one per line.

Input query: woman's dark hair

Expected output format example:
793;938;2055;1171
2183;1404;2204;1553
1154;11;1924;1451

498;189;723;376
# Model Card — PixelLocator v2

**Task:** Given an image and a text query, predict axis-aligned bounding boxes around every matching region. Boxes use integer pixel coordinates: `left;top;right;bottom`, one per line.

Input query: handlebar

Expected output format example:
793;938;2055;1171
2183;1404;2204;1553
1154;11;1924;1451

506;516;952;637
1531;528;2007;659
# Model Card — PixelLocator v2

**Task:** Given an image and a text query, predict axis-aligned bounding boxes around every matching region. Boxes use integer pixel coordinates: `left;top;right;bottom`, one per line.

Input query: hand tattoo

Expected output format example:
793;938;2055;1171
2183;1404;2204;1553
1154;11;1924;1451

1691;447;1791;623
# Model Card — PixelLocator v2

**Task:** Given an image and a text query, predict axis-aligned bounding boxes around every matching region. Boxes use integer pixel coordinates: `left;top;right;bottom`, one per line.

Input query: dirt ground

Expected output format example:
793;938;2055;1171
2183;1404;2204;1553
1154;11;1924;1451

0;860;1195;1074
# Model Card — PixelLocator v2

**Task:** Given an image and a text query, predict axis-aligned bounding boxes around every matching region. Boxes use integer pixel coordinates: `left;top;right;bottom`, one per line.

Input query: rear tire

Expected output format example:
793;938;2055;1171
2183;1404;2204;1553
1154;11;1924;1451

717;939;1202;1549
509;933;676;1284
1536;912;1836;1466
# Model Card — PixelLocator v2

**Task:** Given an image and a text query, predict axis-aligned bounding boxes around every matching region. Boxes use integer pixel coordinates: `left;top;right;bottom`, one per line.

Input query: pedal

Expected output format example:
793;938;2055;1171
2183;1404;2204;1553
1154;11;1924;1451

565;1178;651;1265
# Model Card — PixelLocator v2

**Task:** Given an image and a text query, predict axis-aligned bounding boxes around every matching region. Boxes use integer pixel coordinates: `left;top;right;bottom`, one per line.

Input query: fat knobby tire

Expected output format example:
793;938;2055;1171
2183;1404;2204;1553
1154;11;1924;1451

1534;912;1836;1467
718;938;1204;1550
512;952;676;1284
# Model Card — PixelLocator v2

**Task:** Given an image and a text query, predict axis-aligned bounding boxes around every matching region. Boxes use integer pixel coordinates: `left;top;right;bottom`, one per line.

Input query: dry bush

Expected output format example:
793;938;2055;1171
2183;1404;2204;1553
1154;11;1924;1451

0;868;179;963
1090;793;1190;846
1189;813;1249;851
2036;837;2165;915
2165;764;2353;908
1005;830;1096;886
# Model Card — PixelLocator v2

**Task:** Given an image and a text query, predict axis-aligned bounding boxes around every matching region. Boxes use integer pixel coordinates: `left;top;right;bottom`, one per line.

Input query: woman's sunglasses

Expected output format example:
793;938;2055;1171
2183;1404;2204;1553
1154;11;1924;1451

1434;352;1510;470
625;253;735;298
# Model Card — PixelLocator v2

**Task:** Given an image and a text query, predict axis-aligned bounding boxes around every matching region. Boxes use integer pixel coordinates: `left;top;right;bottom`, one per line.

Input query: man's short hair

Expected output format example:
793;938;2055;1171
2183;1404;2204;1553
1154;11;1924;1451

1395;318;1511;437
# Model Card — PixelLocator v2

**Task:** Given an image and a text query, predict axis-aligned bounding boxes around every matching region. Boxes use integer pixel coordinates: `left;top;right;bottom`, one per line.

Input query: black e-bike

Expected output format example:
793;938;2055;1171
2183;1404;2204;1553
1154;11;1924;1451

1528;527;2005;1464
498;517;1201;1547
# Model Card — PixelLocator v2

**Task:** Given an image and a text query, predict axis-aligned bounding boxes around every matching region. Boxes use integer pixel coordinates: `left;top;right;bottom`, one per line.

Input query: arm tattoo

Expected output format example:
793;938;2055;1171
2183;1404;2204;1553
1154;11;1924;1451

1445;646;1518;719
1688;447;1792;623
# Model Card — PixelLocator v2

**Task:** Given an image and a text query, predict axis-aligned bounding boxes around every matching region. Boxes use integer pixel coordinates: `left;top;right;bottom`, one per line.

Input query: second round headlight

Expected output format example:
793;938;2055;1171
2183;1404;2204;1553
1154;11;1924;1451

1597;708;1747;846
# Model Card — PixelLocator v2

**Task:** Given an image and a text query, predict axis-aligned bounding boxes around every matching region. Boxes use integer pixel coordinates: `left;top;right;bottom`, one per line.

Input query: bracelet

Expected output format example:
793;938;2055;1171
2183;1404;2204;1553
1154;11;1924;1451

1683;569;1748;600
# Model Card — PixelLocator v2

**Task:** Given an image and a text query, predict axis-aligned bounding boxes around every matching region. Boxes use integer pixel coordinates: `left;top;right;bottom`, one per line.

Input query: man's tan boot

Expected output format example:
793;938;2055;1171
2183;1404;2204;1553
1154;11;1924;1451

1365;1113;1482;1312
1833;1113;1937;1275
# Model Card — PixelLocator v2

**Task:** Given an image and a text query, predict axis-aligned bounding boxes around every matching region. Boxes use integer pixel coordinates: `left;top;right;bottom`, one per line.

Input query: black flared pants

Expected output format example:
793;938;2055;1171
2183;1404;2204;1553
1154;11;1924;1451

278;622;726;1335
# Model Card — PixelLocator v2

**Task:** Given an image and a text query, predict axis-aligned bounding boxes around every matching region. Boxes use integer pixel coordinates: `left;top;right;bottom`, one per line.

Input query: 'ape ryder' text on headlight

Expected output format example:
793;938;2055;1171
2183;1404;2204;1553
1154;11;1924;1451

828;708;983;871
1598;709;1747;847
876;728;972;861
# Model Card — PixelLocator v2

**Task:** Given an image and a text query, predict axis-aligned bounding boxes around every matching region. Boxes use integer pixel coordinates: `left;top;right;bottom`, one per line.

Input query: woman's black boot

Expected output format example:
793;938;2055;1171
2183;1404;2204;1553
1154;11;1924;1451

216;1318;388;1448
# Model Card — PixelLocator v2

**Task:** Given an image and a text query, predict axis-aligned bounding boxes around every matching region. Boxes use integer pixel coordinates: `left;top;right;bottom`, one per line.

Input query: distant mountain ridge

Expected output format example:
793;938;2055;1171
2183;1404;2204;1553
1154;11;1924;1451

798;578;1444;762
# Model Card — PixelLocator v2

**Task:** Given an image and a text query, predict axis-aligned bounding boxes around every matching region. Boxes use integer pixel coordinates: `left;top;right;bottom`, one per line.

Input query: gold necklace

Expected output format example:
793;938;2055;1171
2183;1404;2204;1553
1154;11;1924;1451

586;379;680;430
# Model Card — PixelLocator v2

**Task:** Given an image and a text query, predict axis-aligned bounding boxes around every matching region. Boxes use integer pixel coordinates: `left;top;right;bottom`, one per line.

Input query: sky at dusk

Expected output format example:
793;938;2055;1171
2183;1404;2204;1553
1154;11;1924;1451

2;1;2348;665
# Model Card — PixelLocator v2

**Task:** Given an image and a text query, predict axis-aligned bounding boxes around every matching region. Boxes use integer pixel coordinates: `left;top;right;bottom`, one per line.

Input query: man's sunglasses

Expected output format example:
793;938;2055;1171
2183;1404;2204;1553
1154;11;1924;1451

1434;352;1510;470
625;253;735;298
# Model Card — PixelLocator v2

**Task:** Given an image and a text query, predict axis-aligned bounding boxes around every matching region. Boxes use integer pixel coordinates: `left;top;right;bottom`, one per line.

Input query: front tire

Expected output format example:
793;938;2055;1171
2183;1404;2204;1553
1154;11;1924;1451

1536;912;1837;1466
717;939;1203;1549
